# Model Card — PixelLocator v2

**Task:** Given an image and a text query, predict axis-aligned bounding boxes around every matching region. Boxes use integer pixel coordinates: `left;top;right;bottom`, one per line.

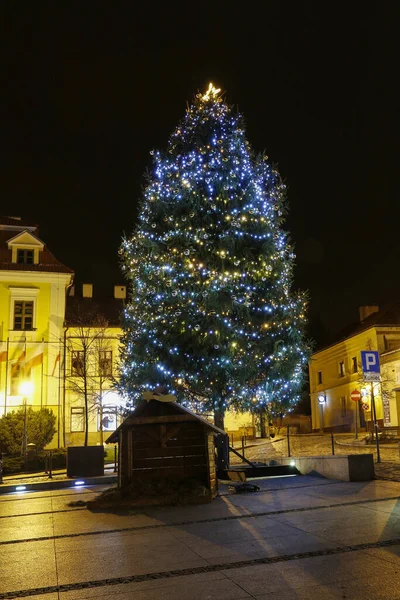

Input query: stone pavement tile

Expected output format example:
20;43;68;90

59;572;227;600
0;496;53;516
52;508;159;536
363;545;400;565
56;543;208;585
302;480;400;502
223;549;398;597
16;595;59;600
358;498;400;517
145;500;247;523
270;506;400;538
321;576;400;600
303;518;400;546
55;528;180;552
220;492;331;515
0;512;54;542
0;540;57;594
171;516;300;544
61;575;251;600
267;504;364;526
205;532;336;564
253;583;341;599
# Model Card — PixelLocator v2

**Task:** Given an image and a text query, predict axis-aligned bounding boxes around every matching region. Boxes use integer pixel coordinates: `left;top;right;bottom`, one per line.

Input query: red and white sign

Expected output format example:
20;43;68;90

350;389;362;402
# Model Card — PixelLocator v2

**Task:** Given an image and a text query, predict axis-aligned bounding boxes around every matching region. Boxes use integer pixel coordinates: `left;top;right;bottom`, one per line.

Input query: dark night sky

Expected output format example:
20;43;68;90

1;4;398;345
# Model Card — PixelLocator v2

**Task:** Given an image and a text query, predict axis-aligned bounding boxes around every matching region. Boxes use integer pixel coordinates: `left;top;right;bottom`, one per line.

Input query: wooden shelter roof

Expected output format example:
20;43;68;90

106;399;226;443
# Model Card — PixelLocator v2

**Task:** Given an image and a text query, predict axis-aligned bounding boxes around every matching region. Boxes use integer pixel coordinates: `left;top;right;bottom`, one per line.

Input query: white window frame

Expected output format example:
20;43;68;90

338;361;345;378
352;356;358;374
9;287;39;331
97;405;118;432
71;407;84;432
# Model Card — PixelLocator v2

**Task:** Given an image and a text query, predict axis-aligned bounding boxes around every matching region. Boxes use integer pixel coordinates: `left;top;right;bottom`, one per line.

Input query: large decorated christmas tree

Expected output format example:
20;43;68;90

119;84;310;428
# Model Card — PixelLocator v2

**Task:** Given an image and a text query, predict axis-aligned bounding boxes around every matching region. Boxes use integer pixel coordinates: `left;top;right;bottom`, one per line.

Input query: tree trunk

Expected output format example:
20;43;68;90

82;345;89;447
259;412;267;438
214;409;225;431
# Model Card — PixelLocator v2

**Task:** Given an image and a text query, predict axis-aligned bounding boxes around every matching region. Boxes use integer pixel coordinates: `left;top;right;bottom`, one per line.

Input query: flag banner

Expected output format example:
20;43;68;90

51;352;60;377
24;343;44;370
0;342;7;362
10;346;26;375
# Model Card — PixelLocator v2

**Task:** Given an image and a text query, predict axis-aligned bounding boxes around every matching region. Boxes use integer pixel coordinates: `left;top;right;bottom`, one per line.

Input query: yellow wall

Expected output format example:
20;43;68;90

0;271;71;447
224;411;254;435
310;327;400;431
64;327;122;447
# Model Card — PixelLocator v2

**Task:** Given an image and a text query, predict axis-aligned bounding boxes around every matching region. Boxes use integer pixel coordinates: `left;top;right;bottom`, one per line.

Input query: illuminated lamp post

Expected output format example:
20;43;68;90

318;394;326;432
19;381;34;469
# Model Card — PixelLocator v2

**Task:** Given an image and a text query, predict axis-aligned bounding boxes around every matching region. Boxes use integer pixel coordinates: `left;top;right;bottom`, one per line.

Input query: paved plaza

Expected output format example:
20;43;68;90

0;474;399;599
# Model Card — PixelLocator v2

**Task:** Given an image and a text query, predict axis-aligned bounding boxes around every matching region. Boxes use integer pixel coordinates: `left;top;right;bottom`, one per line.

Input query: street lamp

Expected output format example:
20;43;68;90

19;381;34;469
318;394;326;432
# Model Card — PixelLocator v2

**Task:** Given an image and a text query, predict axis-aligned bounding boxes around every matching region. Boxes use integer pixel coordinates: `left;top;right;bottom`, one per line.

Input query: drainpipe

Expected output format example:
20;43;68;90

63;326;69;448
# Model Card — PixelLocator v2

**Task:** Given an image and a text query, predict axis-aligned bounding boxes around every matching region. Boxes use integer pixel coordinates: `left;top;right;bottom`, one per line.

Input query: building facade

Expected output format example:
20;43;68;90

0;217;73;446
310;305;400;432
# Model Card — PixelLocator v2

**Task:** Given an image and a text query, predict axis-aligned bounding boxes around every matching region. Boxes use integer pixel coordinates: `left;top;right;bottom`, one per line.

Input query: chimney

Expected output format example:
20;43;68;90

359;305;379;322
114;285;126;299
82;283;93;298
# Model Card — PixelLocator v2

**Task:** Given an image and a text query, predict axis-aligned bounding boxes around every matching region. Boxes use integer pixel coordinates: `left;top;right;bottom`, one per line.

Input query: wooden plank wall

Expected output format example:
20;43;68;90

130;421;209;484
207;432;218;497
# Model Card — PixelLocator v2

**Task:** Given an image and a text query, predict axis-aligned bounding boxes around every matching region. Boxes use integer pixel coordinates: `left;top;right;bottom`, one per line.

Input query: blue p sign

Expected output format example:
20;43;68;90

361;351;380;373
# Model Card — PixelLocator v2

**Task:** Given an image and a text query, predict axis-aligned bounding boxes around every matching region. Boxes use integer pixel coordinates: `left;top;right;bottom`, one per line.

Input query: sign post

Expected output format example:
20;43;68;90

350;389;361;439
360;351;381;463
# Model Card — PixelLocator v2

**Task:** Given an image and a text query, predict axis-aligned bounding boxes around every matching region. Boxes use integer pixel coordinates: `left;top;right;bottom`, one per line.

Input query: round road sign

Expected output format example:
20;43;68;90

350;389;362;402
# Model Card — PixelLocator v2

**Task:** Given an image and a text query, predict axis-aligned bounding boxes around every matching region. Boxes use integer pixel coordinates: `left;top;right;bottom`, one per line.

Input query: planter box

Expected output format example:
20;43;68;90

67;446;104;478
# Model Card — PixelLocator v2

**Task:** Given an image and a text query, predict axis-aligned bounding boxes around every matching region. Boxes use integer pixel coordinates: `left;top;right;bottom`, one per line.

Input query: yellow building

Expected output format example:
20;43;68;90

0;217;257;448
63;287;124;447
310;305;400;432
0;217;73;445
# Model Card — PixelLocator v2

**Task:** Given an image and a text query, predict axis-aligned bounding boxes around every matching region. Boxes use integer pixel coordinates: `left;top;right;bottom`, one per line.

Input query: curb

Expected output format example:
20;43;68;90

0;474;117;495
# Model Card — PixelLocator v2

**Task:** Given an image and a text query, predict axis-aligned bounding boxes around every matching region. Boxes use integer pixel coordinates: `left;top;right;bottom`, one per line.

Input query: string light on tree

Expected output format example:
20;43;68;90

118;83;310;426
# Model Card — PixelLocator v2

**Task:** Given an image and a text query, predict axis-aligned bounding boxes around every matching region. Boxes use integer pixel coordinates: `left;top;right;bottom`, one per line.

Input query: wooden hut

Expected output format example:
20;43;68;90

106;398;225;503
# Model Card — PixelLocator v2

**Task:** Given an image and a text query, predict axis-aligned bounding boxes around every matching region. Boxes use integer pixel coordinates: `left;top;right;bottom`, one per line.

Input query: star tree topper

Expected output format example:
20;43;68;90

201;82;221;102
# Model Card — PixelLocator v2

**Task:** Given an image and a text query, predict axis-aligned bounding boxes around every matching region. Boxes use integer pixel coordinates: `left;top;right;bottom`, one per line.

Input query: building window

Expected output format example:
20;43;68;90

17;249;34;265
71;351;85;376
71;407;84;432
98;407;117;432
317;370;322;385
10;363;22;396
99;351;112;377
352;356;357;373
340;396;347;417
13;301;34;330
338;361;345;377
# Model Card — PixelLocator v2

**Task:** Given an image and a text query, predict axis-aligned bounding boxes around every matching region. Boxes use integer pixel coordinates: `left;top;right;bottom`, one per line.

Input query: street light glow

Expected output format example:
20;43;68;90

19;381;34;396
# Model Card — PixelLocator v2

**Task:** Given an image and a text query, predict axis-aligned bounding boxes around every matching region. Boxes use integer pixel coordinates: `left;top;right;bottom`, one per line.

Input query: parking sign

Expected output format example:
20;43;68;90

361;351;380;381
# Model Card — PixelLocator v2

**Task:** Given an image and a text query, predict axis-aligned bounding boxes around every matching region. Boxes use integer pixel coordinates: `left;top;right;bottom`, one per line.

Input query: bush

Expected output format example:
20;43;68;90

0;408;56;455
1;449;67;475
2;456;24;475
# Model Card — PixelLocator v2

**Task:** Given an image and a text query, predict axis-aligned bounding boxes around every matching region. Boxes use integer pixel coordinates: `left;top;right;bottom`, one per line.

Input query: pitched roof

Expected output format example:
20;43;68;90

0;216;37;229
106;398;226;443
65;295;124;327
0;225;73;275
314;303;400;355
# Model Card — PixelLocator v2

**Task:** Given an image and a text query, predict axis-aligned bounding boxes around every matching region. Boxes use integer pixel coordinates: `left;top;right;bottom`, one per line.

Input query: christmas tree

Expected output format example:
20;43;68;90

119;84;310;428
